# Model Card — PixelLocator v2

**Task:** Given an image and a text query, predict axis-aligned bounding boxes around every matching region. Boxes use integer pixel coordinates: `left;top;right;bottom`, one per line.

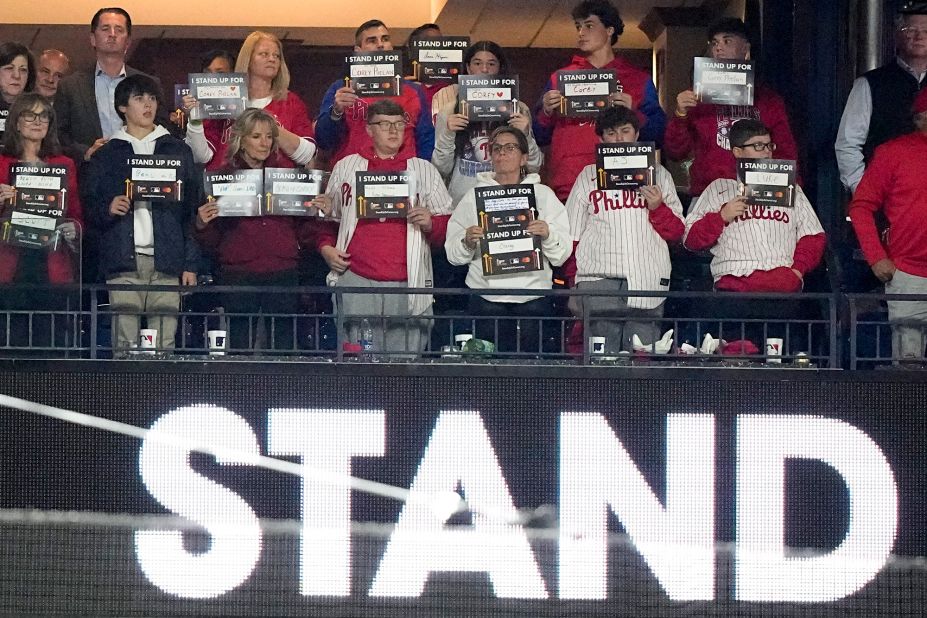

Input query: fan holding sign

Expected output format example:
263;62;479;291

0;92;82;350
445;126;569;355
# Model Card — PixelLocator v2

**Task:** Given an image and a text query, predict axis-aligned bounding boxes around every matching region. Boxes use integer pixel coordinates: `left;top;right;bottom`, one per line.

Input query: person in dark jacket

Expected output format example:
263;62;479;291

83;74;201;354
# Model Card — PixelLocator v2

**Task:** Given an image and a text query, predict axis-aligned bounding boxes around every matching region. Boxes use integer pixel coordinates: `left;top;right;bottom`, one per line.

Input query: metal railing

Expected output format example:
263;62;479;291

847;293;927;369
0;283;851;368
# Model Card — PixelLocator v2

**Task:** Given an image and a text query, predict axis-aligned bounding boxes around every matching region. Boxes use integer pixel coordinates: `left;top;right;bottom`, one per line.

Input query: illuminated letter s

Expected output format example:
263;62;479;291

135;405;262;598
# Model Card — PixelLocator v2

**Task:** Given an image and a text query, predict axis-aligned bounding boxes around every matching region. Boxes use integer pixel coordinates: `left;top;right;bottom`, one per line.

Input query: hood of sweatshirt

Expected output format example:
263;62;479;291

474;171;542;186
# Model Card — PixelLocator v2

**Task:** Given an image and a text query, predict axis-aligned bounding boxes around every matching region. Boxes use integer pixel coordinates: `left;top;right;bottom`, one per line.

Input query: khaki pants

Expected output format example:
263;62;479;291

885;269;927;360
108;254;180;352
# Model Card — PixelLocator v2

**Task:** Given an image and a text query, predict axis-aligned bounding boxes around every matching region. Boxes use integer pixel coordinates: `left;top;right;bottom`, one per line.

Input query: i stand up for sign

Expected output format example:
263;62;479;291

173;84;191;129
347;52;403;97
458;75;519;122
556;69;617;117
595;142;657;190
410;36;469;85
737;159;797;209
1;163;67;248
355;171;414;219
693;58;754;106
126;156;183;202
476;184;542;276
188;72;249;120
265;168;329;216
205;169;263;217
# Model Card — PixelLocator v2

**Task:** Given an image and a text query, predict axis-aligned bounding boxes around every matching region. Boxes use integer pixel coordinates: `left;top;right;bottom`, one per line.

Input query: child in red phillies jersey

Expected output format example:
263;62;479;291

683;119;825;351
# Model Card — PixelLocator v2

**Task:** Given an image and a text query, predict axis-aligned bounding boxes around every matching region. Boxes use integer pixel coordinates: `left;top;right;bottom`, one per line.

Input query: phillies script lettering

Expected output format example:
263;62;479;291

590;189;647;214
734;204;790;223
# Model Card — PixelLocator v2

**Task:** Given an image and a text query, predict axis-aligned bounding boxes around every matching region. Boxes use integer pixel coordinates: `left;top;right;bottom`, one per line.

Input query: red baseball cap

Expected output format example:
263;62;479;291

913;88;927;114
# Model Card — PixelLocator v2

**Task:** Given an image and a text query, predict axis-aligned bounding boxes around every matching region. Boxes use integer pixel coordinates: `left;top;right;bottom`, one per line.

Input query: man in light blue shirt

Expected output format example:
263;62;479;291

56;7;169;163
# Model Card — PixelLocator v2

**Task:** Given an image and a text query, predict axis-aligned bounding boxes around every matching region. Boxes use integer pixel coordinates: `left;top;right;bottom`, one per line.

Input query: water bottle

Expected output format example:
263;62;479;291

359;318;376;361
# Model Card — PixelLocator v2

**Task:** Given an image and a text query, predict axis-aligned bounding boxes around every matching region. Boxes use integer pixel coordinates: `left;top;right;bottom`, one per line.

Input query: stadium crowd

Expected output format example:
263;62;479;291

1;1;926;362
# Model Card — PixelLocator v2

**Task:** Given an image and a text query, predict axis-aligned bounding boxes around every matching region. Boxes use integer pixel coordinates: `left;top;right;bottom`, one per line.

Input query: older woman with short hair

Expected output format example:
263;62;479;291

444;125;569;355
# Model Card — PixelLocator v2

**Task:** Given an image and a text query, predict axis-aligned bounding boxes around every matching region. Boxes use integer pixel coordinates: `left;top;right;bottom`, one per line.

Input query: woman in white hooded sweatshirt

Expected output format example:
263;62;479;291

445;126;570;355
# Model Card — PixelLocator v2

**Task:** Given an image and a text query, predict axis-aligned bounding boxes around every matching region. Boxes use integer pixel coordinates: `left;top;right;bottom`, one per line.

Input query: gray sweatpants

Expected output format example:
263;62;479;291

569;278;664;353
334;270;432;357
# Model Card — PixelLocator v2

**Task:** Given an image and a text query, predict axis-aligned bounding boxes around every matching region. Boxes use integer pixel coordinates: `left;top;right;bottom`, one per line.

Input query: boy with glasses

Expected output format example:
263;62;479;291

684;119;824;294
316;99;452;355
683;119;825;351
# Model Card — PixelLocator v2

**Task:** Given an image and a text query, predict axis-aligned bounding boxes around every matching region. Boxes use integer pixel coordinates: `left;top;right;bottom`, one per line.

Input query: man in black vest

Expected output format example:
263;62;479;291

836;3;927;193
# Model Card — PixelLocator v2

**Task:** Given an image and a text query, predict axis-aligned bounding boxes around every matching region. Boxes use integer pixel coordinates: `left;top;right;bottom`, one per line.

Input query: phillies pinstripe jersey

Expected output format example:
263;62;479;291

684;177;824;281
566;163;684;309
325;154;453;315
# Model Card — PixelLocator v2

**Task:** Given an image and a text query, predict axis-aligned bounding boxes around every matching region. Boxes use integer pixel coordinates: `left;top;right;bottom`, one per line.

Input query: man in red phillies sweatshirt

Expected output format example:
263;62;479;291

850;88;927;360
664;17;800;198
532;0;666;201
316;99;453;354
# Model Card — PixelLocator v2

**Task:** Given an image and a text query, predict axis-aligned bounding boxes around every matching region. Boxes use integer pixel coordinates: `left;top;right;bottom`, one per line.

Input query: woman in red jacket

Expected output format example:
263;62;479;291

195;108;328;353
0;92;83;351
183;31;316;171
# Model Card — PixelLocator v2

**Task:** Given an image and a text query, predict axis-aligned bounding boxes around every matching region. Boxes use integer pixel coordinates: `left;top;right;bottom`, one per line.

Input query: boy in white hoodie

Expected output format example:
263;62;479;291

445;126;570;355
83;74;202;354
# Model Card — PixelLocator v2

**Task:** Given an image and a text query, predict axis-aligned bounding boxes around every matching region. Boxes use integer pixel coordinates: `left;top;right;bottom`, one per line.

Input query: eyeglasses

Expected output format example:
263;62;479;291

368;120;406;132
901;26;927;38
736;141;776;152
490;143;522;154
21;110;51;124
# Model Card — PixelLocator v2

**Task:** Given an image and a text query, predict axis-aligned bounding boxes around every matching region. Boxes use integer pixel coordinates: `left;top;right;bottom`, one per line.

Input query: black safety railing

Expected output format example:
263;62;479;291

0;283;855;368
847;293;927;370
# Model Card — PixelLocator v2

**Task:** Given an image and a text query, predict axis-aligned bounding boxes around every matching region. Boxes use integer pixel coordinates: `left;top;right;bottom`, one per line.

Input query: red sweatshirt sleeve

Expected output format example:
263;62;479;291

194;220;224;253
848;150;892;266
684;211;725;251
64;159;84;226
297;219;338;252
791;232;826;275
426;214;450;248
562;241;580;288
285;92;315;140
663;115;694;161
648;203;684;242
313;220;338;250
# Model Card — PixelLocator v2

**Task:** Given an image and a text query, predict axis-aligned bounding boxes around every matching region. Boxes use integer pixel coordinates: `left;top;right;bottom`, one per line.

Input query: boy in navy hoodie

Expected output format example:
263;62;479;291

84;74;201;353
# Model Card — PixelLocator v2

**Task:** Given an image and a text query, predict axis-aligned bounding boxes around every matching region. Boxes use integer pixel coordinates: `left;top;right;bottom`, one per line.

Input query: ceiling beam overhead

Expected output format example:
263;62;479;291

433;0;491;37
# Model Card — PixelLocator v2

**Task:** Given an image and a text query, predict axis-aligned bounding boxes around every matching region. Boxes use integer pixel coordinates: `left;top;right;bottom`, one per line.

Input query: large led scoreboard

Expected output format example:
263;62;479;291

0;362;924;616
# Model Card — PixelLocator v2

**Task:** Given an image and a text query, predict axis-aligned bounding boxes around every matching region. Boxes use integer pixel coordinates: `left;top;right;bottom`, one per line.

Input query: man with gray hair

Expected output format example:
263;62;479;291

850;88;927;362
35;49;70;100
836;2;927;193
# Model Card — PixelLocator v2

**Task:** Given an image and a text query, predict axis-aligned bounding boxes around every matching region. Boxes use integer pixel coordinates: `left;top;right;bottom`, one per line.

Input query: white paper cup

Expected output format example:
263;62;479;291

208;330;227;356
139;329;157;354
589;336;606;355
454;333;473;350
765;337;783;363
